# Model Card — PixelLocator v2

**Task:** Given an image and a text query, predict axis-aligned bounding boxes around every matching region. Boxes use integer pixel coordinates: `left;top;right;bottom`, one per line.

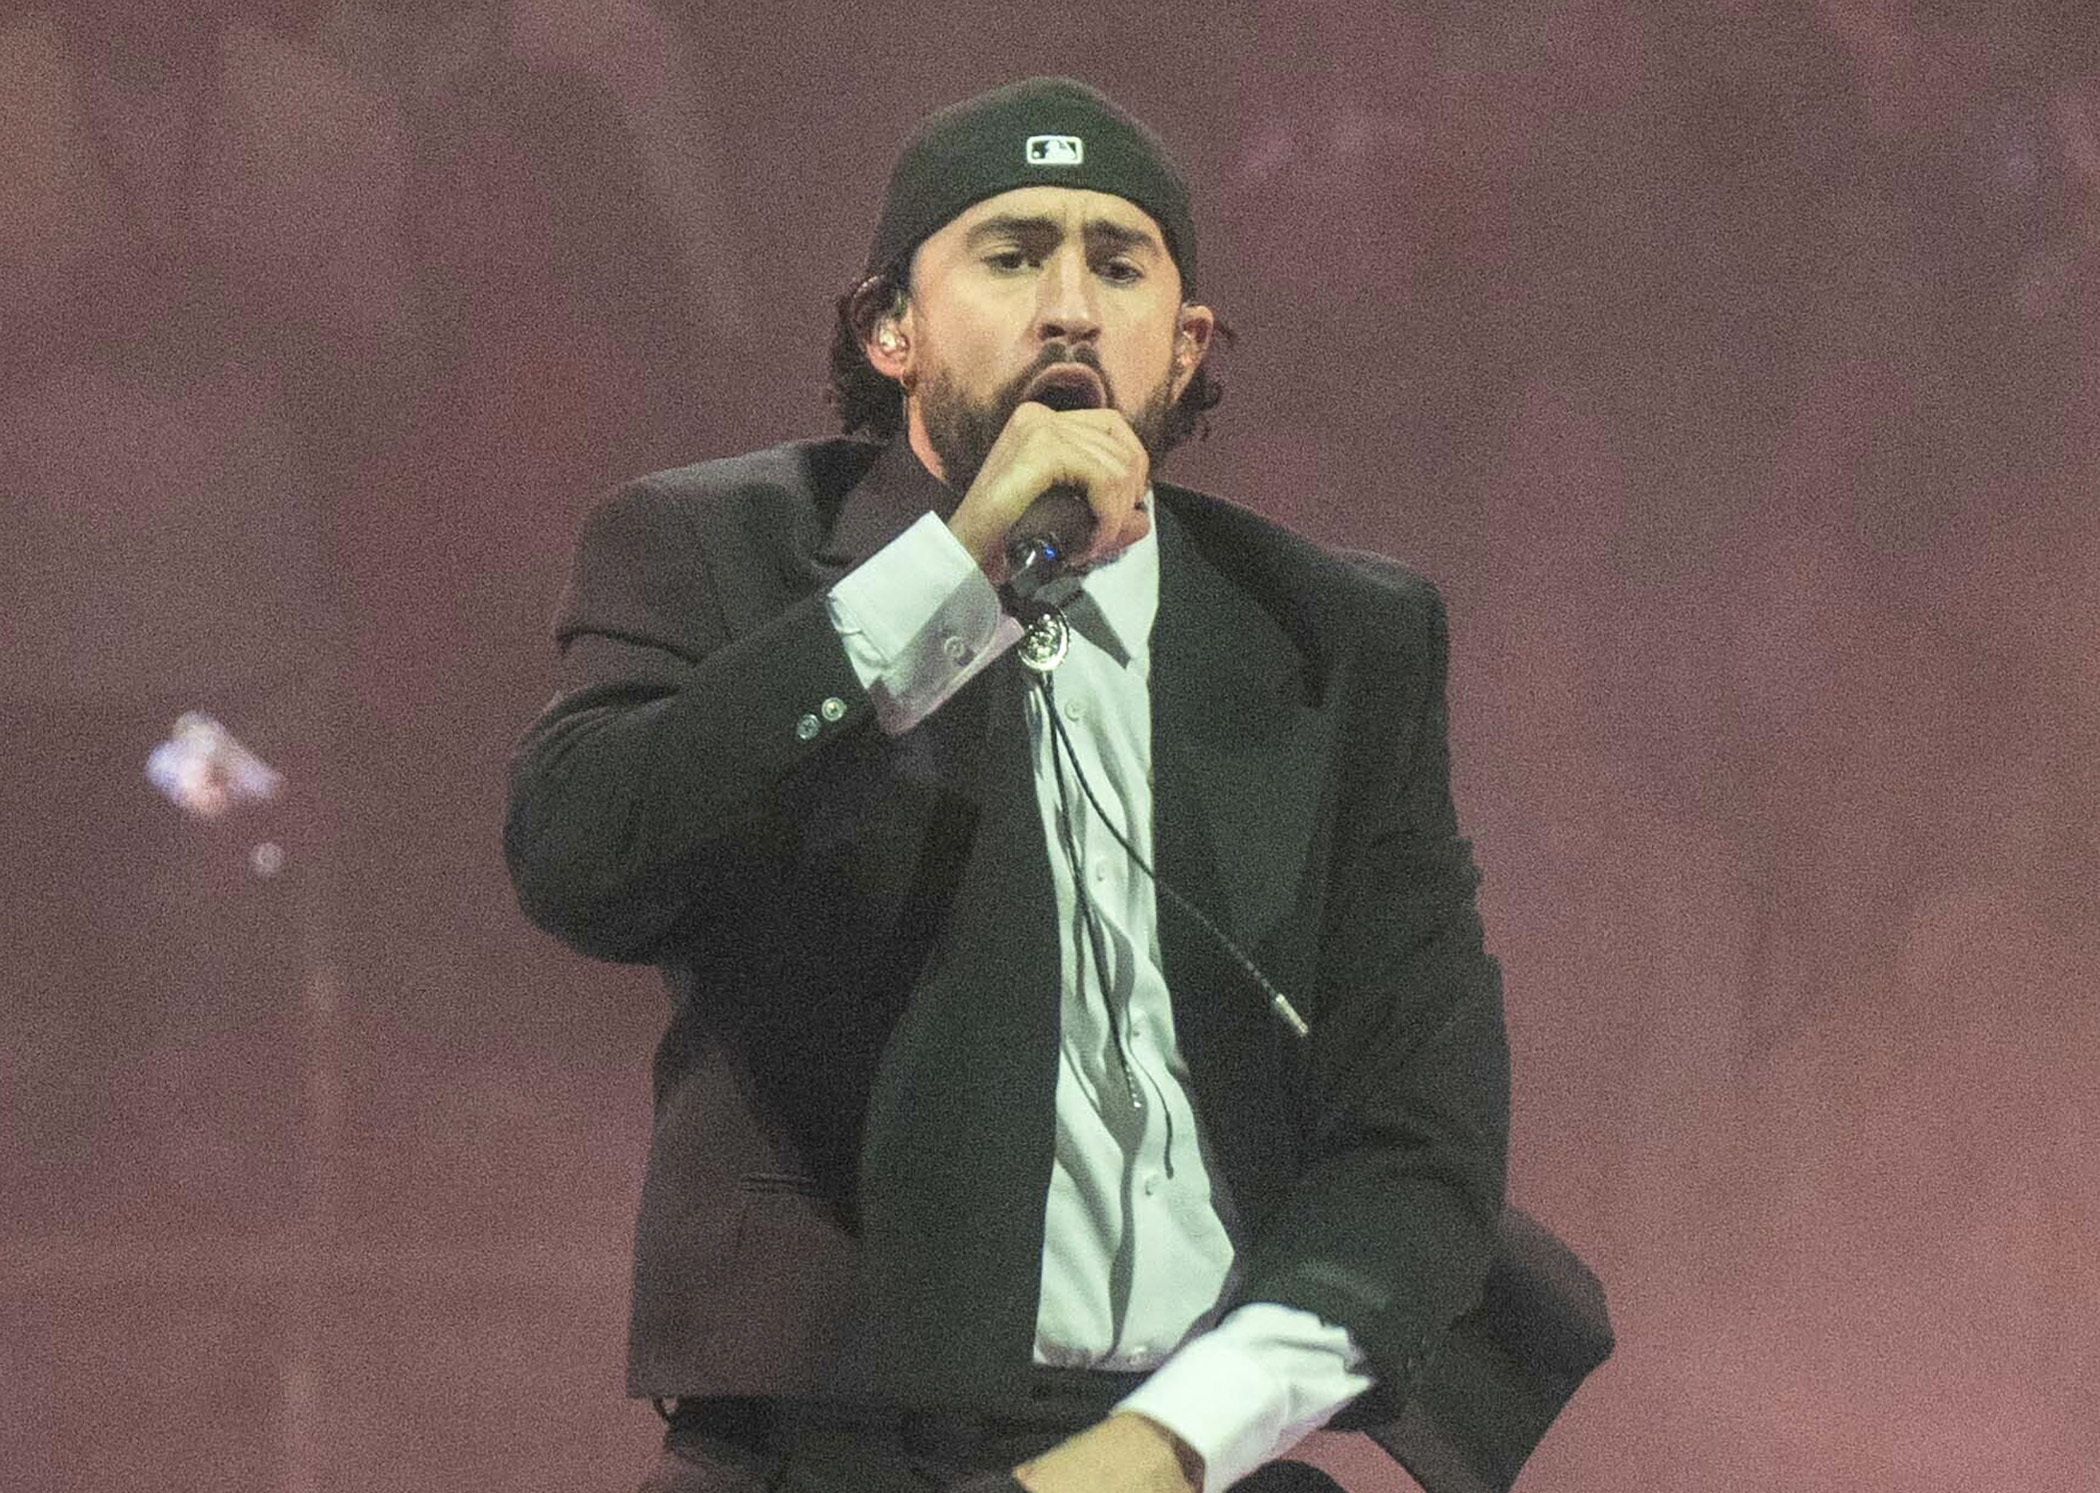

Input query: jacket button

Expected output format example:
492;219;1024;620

795;713;820;741
820;696;846;723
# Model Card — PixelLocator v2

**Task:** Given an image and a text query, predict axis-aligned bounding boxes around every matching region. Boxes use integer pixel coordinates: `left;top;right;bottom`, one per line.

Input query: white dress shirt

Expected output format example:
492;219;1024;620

825;506;1373;1493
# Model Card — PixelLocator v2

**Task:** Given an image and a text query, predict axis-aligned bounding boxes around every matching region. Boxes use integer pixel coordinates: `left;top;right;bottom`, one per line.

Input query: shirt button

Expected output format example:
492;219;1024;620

942;634;972;666
795;713;820;741
1092;861;1111;884
1061;697;1086;721
819;696;847;723
1142;1175;1160;1198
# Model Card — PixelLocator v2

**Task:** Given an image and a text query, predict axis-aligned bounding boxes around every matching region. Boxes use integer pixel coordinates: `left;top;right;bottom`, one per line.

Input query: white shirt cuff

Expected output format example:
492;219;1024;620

1114;1303;1374;1493
825;512;1022;734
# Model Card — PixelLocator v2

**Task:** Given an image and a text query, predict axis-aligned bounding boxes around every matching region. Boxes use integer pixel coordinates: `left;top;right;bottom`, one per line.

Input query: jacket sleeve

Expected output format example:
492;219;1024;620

502;477;875;964
1235;571;1511;1409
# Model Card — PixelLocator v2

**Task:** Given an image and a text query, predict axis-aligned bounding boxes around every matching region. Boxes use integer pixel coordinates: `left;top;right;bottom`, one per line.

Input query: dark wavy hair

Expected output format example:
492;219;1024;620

826;261;1236;450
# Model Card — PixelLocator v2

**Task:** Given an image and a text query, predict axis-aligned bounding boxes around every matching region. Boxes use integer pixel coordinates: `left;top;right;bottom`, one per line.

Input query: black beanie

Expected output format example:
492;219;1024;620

864;77;1197;294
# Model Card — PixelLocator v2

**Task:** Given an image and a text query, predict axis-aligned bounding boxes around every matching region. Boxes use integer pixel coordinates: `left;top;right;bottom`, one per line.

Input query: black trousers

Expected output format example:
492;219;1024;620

639;1398;1349;1493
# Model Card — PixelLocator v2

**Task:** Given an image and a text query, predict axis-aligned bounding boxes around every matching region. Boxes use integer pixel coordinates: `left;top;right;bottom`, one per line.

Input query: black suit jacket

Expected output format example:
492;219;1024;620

504;437;1610;1491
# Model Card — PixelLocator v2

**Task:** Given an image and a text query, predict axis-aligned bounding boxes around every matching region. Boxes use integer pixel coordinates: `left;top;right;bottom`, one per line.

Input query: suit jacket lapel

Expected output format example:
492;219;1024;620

1150;500;1336;961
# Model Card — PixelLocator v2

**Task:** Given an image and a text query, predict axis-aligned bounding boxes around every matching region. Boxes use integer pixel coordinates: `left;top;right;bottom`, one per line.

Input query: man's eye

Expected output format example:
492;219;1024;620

1099;259;1143;284
986;250;1032;271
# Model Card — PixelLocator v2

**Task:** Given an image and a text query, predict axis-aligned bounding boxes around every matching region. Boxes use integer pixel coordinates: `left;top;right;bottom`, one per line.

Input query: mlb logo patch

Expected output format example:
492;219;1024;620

1026;134;1084;166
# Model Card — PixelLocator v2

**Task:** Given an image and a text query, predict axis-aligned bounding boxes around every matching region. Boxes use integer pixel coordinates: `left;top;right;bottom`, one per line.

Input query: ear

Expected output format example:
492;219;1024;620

1169;302;1215;403
863;303;916;387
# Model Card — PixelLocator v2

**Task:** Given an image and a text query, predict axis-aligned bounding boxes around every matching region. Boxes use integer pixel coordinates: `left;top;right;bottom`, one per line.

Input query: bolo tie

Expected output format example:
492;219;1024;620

1014;601;1153;1119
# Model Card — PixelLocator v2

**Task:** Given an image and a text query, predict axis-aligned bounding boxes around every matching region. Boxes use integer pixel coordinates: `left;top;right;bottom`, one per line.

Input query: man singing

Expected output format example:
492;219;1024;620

507;77;1556;1493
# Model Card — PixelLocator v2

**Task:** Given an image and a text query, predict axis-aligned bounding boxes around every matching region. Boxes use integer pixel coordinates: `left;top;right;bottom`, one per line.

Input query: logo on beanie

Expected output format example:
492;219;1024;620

1025;135;1084;166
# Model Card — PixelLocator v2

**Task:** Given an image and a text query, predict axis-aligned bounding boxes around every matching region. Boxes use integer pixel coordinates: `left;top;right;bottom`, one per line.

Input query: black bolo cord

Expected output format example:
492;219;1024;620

1038;668;1144;1113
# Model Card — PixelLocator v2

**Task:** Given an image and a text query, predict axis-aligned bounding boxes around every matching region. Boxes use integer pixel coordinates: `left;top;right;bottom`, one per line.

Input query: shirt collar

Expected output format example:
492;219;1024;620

1068;493;1158;668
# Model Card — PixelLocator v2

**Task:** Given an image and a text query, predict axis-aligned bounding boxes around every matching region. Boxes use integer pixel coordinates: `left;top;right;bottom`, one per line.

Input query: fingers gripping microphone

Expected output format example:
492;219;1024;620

1003;483;1094;611
1003;364;1107;611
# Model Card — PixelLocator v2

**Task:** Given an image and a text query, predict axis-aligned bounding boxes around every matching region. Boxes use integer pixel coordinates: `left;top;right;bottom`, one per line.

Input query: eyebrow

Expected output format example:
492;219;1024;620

962;213;1163;258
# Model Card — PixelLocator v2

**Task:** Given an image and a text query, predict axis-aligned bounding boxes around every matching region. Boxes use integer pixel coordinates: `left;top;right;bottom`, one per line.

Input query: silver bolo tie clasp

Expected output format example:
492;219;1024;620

1016;605;1071;674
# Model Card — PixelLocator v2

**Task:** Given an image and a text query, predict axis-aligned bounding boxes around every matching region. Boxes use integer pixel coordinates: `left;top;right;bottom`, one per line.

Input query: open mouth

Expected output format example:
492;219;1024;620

1024;365;1106;412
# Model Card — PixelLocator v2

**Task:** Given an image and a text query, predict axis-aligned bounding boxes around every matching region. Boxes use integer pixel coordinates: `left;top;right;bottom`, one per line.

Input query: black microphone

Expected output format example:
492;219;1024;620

1002;482;1094;611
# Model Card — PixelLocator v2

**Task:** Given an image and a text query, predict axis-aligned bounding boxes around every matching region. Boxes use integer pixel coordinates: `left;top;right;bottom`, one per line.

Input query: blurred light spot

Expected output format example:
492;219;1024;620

144;712;284;821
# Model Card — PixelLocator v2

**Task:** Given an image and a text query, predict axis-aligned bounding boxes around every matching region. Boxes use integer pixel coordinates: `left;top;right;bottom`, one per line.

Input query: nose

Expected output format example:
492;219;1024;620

1034;245;1101;347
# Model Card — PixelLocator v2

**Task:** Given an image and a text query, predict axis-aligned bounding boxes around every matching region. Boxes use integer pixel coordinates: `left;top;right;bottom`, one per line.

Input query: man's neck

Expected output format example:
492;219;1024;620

904;417;949;490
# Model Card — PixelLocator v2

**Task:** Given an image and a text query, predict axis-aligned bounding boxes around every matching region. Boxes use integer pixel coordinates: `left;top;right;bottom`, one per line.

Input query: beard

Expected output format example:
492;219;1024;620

918;343;1180;502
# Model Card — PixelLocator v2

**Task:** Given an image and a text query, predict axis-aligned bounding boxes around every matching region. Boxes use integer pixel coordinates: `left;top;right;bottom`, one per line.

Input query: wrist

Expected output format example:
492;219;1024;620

1113;1411;1204;1493
943;511;1011;586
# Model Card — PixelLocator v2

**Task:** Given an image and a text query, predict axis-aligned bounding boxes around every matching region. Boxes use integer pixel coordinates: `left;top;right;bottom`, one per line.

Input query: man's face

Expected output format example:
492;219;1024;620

878;186;1213;494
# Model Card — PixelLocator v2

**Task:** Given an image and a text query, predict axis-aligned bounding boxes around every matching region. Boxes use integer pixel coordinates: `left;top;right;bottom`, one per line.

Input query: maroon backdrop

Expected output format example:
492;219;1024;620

4;3;2094;1490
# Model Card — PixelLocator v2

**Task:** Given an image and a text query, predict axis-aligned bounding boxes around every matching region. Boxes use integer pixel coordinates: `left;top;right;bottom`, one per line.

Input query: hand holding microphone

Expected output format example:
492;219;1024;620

1003;483;1094;607
945;373;1151;592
